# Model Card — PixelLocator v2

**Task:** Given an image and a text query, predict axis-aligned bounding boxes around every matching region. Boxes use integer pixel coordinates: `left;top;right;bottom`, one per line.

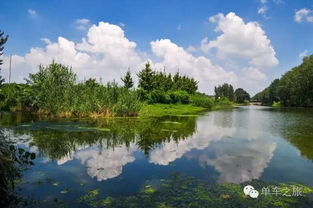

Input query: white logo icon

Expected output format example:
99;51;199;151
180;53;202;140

243;185;259;199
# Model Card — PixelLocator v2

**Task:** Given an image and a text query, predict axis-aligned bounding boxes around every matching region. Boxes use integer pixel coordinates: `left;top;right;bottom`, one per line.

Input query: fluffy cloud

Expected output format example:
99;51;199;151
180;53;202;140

77;22;142;68
2;14;277;94
2;22;144;84
295;8;313;23
201;12;278;69
244;67;267;82
151;39;237;93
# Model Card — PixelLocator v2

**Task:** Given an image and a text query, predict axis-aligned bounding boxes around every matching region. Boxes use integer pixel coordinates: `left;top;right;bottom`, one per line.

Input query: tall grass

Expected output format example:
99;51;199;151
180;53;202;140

190;94;214;108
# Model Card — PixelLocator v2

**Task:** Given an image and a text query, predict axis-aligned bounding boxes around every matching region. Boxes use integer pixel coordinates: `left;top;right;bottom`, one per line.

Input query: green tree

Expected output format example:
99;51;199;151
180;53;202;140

26;61;76;113
0;30;8;86
137;62;155;92
268;79;280;103
215;83;235;101
234;88;250;103
254;54;313;107
172;72;198;94
121;69;134;89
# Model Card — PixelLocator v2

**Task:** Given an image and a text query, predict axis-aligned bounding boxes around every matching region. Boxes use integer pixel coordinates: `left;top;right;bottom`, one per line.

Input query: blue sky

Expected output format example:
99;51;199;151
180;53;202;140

1;0;313;94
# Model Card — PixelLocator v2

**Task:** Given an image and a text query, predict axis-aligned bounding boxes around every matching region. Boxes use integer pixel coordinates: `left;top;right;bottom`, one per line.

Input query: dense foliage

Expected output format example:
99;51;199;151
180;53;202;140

121;69;134;89
138;62;198;94
214;83;250;104
0;60;240;116
0;30;8;86
214;83;235;101
253;55;313;107
234;88;250;103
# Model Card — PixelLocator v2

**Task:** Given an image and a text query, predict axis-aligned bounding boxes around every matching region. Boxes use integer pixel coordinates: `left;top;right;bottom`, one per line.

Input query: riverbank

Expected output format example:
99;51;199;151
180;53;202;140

139;98;236;117
138;104;206;117
4;102;235;119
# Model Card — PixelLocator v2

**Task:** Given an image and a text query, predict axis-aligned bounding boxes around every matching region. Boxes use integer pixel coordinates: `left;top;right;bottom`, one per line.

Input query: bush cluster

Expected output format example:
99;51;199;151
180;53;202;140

0;61;237;116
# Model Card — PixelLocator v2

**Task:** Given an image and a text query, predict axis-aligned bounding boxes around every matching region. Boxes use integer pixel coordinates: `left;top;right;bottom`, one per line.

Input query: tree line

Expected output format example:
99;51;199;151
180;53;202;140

214;83;250;104
253;55;313;107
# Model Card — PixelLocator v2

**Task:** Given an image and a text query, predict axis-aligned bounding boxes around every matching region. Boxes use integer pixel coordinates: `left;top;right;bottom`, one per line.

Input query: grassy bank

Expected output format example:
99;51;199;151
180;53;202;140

139;98;235;117
139;104;206;117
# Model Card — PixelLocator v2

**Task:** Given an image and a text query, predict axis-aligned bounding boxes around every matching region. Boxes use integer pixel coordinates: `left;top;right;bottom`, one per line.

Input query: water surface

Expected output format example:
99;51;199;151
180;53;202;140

1;106;313;207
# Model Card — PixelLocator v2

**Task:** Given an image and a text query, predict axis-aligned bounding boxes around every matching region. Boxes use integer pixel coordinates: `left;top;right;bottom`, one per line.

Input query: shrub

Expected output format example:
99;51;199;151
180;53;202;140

214;97;234;107
148;90;171;104
190;94;214;108
272;101;281;108
168;90;190;104
27;62;76;113
112;90;142;116
136;88;149;101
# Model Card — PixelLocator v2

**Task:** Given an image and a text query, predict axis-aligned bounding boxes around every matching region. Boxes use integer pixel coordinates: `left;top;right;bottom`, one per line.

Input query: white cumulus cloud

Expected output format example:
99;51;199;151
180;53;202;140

201;12;279;69
2;22;144;84
151;39;238;93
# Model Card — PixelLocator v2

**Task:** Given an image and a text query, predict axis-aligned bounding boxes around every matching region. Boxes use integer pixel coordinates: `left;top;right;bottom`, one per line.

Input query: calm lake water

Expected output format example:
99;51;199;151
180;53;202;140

1;106;313;207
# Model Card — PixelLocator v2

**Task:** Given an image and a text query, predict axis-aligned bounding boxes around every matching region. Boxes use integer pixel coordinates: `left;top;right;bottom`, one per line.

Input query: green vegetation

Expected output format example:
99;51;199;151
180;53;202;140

0;129;36;207
213;97;236;110
0;60;237;117
121;69;134;89
38;174;313;208
253;55;313;107
105;175;313;208
234;88;250;103
190;93;214;108
139;104;205;117
137;63;198;94
272;101;281;108
215;83;250;104
215;83;235;101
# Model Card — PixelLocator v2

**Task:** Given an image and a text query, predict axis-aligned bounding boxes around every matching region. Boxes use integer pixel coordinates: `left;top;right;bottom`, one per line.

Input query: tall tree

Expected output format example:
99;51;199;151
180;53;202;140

234;88;250;103
121;69;134;89
215;83;235;101
253;54;313;107
0;31;8;86
27;61;76;112
137;62;155;92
